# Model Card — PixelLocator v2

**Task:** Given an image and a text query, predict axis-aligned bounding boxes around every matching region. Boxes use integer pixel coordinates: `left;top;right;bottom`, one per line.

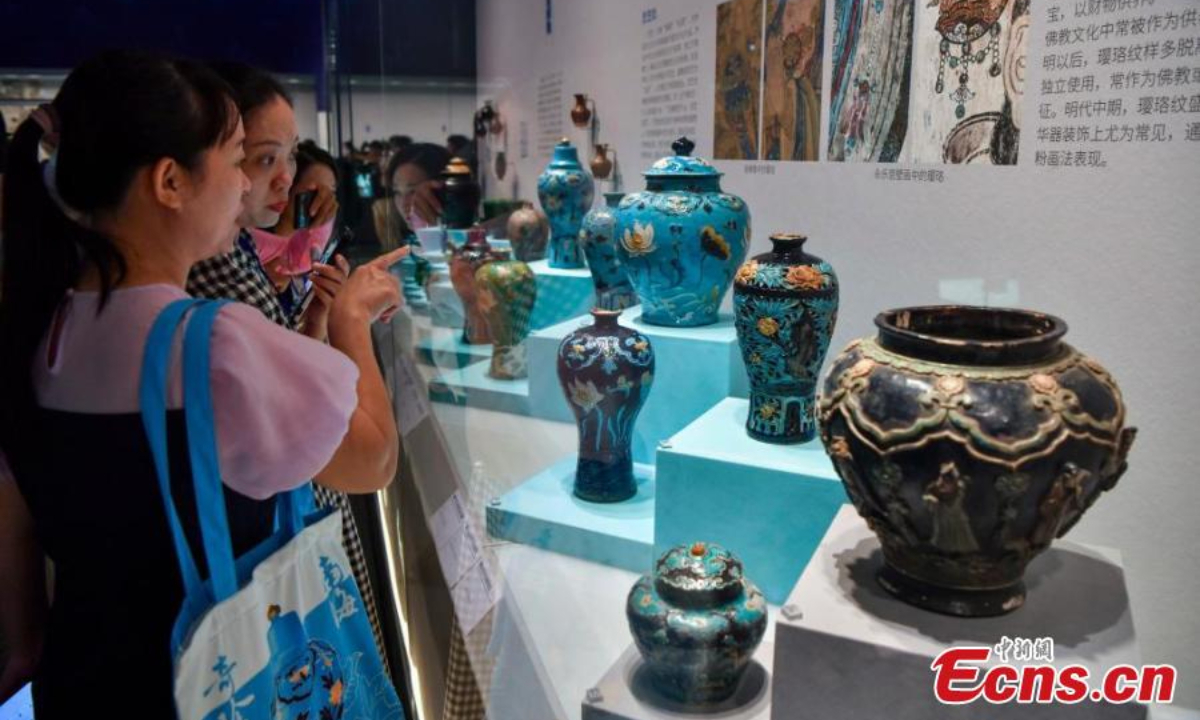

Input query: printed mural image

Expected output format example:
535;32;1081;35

761;0;826;161
714;0;764;160
907;0;1029;164
827;0;916;162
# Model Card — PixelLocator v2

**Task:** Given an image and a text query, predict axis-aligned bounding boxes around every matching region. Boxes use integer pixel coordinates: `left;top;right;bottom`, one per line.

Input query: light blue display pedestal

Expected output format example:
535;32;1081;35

428;360;531;416
487;455;656;573
528;259;595;330
415;324;492;369
526;308;747;464
427;280;463;329
654;398;845;605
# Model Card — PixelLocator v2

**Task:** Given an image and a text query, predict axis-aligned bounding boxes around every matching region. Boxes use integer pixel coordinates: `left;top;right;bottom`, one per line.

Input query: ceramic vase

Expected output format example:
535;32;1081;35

476;260;538;380
733;234;838;443
537;139;595;269
591;144;614;179
556;309;654;503
614;137;750;327
626;542;767;705
441;157;481;229
448;227;504;344
571;93;592;128
579;193;638;311
819;306;1136;616
506;203;550;262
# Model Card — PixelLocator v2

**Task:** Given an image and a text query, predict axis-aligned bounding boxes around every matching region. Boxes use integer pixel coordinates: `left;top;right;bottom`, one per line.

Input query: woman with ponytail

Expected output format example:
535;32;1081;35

0;51;405;716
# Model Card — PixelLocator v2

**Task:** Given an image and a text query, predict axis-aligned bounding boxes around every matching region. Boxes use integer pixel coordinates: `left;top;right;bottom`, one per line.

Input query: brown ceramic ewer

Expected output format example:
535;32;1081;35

571;93;593;128
506;203;550;262
591;144;614;180
449;227;505;344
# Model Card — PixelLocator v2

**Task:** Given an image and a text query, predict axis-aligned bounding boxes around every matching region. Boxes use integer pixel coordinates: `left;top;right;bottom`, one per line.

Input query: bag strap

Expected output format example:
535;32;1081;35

139;297;207;598
181;300;239;601
275;484;315;536
180;300;319;602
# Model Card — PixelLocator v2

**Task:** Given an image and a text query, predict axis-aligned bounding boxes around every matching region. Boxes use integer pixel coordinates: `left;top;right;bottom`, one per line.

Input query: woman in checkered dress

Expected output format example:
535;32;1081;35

186;62;393;672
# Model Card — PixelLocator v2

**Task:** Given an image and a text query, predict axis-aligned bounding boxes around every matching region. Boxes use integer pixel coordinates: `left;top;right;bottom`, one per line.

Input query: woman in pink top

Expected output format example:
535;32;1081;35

0;51;406;717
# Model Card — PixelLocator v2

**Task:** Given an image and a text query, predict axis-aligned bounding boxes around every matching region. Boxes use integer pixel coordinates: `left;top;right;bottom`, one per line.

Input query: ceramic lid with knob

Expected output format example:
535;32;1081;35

644;137;722;178
443;157;473;177
547;138;584;168
653;542;746;608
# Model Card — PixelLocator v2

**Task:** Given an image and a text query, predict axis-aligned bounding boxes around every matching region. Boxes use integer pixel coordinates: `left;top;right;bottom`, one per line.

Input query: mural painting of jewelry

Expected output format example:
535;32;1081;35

557;309;655;503
537;138;595;269
476;260;538;380
907;0;1028;164
580;193;638;311
827;0;915;161
761;0;826;161
819;306;1136;616
733;234;838;443
714;0;764;160
614;138;750;327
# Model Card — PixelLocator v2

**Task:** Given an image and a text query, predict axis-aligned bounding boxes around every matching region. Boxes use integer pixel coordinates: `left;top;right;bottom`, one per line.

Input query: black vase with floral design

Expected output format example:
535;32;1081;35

733;233;838;444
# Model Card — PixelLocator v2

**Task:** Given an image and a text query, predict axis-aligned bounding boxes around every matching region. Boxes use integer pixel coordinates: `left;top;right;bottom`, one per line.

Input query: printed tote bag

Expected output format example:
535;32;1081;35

140;298;404;720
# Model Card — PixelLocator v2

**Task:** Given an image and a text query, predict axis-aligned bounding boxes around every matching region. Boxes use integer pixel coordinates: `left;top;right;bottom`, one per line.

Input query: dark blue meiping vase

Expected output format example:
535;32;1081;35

614;137;750;327
556;309;654;503
733;233;838;443
626;542;767;705
579;192;638;311
538;138;595;269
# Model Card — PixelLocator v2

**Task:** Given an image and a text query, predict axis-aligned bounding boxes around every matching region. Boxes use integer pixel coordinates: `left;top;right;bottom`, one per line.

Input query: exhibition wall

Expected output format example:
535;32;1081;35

476;0;1200;707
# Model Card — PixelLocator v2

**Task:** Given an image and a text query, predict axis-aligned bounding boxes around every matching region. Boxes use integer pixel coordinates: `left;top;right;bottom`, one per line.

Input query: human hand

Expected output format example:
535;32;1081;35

276;184;339;236
300;254;351;340
329;246;409;329
411;179;444;226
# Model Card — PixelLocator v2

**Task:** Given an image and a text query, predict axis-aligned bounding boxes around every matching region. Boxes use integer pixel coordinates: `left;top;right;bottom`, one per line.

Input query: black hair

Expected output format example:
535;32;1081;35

385;142;451;188
296;140;339;188
208;61;292;120
388;135;412;150
446;134;471;152
0;50;237;445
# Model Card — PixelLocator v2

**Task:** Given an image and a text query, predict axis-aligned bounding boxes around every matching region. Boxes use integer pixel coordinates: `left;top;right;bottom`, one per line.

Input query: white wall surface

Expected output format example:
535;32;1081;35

478;0;1200;708
291;85;477;147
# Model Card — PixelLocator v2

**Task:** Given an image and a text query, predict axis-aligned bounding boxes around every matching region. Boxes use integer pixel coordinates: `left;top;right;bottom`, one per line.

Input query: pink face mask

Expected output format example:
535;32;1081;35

248;221;335;275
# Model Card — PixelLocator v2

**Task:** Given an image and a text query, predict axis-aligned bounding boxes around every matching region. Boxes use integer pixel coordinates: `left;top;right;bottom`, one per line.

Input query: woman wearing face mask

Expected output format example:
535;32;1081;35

259;142;349;314
188;63;341;336
0;51;404;716
185;63;394;672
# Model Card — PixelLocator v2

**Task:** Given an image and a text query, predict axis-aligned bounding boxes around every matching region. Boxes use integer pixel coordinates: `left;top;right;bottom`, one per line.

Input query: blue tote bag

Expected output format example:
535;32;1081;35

140;298;404;720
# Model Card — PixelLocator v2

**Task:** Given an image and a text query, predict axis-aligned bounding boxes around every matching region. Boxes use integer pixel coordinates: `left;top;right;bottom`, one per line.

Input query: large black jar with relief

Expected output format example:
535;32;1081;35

818;306;1136;617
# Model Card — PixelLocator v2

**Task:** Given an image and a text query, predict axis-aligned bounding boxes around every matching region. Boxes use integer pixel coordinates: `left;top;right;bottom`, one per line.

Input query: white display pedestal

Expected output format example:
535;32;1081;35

772;506;1147;719
582;644;774;720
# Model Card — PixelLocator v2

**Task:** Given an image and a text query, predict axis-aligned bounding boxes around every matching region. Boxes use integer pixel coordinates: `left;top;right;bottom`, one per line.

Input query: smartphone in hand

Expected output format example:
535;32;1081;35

294;190;316;229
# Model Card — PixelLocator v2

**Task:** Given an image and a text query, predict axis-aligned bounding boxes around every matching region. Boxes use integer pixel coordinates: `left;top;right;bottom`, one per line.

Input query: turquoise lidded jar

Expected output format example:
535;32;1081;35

537;138;595;269
626;542;767;705
615;137;750;327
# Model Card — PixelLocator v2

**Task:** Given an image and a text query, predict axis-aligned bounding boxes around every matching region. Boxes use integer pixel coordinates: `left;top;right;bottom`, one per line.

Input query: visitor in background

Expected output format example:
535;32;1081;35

389;142;451;238
0;50;403;716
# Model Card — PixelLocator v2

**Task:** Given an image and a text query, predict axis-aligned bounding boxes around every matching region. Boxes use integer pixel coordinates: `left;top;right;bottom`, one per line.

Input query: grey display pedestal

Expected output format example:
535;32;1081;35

773;505;1146;719
583;644;774;720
